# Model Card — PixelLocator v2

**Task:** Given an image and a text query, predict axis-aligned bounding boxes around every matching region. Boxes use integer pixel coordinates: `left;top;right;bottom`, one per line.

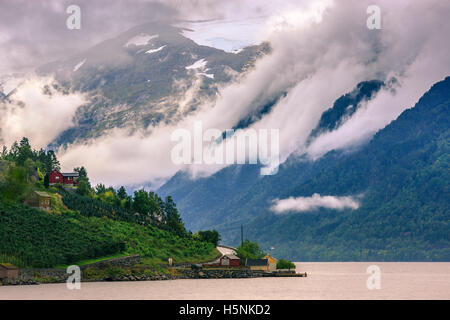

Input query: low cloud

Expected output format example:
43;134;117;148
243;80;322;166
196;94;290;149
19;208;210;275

271;193;360;214
0;75;86;149
306;5;450;159
57;126;178;187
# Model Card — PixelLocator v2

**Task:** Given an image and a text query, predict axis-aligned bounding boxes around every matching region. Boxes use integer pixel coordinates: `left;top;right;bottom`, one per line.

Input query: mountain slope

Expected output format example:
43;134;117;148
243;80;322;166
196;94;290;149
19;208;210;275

159;76;450;261
158;80;389;230
308;79;385;139
37;22;269;146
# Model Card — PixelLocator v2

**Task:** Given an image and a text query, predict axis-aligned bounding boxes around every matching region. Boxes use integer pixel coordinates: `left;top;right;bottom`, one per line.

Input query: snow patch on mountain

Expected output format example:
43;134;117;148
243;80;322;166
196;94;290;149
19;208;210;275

177;18;265;53
198;72;214;79
185;59;207;70
124;34;158;47
145;45;166;54
231;48;244;54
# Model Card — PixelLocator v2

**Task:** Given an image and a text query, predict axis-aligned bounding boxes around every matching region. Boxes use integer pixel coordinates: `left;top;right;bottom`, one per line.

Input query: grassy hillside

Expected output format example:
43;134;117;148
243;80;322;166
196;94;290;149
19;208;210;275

0;139;220;269
0;202;219;268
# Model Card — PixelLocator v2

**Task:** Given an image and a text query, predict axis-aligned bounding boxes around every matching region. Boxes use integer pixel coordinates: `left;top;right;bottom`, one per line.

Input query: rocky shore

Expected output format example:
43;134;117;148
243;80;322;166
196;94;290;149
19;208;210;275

1;267;296;286
1;255;304;286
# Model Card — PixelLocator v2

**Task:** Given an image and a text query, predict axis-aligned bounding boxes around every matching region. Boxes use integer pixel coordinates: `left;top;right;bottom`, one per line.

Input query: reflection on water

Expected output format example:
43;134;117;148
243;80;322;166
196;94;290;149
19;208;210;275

1;262;449;300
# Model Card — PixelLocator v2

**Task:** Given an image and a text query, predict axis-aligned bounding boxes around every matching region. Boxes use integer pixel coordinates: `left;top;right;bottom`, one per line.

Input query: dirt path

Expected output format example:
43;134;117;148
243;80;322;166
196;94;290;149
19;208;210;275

217;246;236;256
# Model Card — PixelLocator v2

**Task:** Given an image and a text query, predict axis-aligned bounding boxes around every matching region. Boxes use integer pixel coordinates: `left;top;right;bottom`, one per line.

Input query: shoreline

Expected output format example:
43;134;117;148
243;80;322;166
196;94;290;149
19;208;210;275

1;267;305;286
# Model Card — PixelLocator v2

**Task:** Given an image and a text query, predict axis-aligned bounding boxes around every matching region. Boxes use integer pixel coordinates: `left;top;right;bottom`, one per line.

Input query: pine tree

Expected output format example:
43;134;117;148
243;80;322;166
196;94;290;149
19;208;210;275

17;137;33;165
164;196;185;237
45;150;60;172
74;166;87;178
117;186;127;200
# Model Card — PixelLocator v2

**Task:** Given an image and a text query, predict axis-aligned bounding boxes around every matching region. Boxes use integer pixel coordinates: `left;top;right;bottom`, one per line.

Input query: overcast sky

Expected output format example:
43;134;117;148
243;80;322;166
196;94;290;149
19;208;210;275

0;0;308;75
0;0;175;74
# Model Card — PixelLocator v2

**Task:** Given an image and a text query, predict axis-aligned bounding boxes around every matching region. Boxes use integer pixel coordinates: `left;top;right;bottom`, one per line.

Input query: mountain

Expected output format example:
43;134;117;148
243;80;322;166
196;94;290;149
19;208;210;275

157;79;390;230
308;79;385;140
158;76;450;261
37;22;270;147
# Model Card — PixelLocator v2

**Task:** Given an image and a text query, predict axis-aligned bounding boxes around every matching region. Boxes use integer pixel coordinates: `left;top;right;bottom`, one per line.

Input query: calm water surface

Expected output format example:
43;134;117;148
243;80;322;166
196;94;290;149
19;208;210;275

1;262;449;300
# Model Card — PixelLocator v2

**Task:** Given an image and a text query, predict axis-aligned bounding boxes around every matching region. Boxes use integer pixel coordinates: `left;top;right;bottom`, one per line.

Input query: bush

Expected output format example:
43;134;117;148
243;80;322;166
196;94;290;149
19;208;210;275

276;259;296;270
197;230;221;247
236;239;265;264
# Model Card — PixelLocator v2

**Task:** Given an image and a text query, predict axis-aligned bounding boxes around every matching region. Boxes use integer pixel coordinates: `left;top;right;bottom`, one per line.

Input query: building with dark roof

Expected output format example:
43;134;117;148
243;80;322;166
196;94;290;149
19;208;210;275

245;258;269;271
49;170;79;186
24;190;51;211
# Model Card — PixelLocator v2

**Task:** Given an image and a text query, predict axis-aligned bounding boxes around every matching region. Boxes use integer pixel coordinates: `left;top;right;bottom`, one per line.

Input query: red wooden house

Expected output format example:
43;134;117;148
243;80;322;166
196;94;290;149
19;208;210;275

219;254;240;267
49;170;79;186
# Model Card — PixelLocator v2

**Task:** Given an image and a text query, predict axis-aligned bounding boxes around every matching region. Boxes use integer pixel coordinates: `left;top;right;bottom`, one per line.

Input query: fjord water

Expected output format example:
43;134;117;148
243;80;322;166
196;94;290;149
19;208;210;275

1;262;449;300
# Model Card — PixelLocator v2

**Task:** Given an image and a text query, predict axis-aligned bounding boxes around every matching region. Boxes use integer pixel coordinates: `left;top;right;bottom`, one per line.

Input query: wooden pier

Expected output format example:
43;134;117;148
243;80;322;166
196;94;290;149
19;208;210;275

272;272;307;277
256;271;307;278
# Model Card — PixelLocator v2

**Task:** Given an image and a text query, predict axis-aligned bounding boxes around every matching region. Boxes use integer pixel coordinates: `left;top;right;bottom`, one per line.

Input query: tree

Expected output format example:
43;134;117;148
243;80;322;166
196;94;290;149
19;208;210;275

98;189;116;205
124;196;133;211
95;183;107;195
17;137;33;166
74;167;91;196
197;230;221;246
9;141;19;159
164;196;186;237
236;239;265;262
37;148;46;163
117;186;127;200
74;166;88;179
132;189;151;216
76;178;92;196
276;259;296;270
44;150;60;172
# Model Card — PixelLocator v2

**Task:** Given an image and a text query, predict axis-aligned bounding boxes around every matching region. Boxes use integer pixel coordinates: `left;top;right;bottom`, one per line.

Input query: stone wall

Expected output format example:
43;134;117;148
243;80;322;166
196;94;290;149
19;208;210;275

87;268;261;282
80;255;141;269
2;268;67;285
1;255;141;285
176;269;255;279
